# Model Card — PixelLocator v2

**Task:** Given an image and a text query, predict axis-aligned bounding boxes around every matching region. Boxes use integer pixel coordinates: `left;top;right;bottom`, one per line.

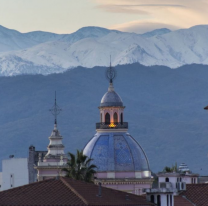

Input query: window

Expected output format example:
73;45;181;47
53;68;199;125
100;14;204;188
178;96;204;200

150;195;154;203
120;113;123;124
165;177;169;182
170;195;172;206
105;113;110;124
167;195;169;206
114;112;118;123
157;195;161;206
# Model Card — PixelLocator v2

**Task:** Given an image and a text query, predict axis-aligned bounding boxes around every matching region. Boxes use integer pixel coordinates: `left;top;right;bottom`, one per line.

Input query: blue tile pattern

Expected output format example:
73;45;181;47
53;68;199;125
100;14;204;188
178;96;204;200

83;132;150;172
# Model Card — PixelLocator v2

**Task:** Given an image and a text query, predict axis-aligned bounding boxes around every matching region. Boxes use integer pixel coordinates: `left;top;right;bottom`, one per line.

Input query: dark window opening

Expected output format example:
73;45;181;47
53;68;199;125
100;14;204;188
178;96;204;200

150;195;154;203
100;113;102;122
120;113;123;124
165;177;169;182
157;195;161;206
105;113;110;124
167;195;169;206
114;112;118;123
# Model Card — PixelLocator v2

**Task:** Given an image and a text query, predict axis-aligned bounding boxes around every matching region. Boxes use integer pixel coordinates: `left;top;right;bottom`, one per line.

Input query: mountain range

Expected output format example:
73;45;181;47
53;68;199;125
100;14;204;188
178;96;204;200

0;25;208;76
0;63;208;174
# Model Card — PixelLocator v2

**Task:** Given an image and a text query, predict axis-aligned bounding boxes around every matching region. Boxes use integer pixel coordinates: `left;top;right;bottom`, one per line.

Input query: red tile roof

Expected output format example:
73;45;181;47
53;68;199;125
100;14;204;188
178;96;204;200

0;177;154;206
180;184;208;206
174;196;194;206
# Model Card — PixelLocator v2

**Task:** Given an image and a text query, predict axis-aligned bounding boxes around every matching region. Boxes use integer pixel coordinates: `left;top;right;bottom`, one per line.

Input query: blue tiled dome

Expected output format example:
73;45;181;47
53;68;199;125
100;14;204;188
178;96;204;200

83;132;150;172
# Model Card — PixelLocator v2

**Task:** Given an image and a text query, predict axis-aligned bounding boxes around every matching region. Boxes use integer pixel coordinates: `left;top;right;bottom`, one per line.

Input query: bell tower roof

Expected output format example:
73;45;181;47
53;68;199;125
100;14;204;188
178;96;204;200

100;83;123;107
100;60;123;107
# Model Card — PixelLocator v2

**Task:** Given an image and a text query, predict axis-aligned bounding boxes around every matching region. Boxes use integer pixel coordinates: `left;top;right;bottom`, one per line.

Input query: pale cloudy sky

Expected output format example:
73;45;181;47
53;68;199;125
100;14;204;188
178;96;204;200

0;0;207;34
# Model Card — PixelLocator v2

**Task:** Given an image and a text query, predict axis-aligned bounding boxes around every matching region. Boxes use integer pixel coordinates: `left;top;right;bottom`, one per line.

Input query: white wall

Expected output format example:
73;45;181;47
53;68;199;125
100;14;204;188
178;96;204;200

159;177;178;188
2;158;29;191
158;175;196;187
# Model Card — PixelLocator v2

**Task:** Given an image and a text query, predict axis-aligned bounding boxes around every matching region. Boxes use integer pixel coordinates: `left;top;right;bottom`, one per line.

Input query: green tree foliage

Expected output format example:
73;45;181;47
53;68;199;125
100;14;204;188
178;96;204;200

62;150;97;182
163;163;178;173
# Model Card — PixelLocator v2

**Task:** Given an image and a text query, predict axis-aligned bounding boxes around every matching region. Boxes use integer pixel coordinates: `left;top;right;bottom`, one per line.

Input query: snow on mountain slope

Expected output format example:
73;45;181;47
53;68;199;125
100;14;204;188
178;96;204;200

141;28;171;38
0;25;208;76
23;31;63;43
0;25;40;52
23;26;118;44
151;25;208;65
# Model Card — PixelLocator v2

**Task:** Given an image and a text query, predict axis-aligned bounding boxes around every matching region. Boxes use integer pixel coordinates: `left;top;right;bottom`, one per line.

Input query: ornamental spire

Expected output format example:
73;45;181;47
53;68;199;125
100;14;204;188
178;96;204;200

49;91;62;126
106;55;116;84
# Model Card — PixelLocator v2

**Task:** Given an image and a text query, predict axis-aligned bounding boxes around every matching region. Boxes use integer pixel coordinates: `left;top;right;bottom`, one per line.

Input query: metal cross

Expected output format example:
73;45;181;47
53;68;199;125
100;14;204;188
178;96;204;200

49;91;62;124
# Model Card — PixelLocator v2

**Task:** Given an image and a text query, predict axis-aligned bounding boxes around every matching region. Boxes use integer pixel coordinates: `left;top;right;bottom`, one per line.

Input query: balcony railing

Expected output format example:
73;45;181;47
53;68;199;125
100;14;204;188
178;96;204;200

96;122;128;129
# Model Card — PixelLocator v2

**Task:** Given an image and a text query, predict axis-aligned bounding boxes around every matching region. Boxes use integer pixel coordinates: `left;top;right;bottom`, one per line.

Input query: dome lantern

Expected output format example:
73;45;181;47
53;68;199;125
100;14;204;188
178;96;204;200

97;64;127;130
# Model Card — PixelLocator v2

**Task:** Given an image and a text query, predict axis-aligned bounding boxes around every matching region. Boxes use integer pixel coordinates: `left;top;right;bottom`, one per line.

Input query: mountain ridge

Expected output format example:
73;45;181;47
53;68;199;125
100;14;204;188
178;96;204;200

0;25;208;76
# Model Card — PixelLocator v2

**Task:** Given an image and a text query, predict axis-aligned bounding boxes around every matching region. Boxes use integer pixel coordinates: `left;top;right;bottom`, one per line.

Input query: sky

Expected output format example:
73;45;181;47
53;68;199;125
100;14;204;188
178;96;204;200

0;0;207;34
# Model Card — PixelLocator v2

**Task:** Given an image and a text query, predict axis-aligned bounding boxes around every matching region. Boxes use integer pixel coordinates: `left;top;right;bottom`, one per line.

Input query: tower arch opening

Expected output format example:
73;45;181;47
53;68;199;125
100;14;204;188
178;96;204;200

105;113;110;124
120;113;123;124
114;112;118;123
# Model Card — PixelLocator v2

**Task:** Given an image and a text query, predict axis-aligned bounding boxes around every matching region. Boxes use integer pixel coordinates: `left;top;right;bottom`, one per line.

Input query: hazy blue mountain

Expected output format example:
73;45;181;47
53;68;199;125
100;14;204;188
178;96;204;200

0;63;208;175
141;28;171;38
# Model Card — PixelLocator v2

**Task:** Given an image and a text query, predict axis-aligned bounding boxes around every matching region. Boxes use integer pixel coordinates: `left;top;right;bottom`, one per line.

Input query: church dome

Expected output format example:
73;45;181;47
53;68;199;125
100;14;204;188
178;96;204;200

100;83;123;107
83;132;150;172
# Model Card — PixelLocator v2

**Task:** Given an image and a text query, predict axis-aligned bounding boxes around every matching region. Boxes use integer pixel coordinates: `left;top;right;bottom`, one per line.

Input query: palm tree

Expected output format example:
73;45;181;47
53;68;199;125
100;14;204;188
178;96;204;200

62;150;97;182
163;162;178;173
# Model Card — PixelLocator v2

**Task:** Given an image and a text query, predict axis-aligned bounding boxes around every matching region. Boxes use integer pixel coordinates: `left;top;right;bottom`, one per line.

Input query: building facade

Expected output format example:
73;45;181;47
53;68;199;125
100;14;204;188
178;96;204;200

83;66;153;195
1;158;29;191
35;97;67;181
35;122;67;181
145;164;199;206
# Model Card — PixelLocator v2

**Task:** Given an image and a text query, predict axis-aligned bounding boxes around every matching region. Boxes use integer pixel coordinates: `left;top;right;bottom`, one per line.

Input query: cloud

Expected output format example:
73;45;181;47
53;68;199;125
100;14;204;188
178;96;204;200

96;3;185;14
97;4;149;14
92;0;208;33
110;21;181;33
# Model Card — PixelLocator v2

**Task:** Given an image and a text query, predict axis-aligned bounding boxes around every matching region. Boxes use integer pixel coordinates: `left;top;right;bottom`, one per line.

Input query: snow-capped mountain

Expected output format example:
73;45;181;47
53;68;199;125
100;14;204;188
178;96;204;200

141;28;171;38
0;25;39;52
0;25;208;76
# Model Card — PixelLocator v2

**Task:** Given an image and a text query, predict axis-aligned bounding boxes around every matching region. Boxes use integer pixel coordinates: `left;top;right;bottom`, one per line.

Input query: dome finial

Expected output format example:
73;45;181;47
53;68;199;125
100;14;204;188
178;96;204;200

49;91;62;127
106;56;116;84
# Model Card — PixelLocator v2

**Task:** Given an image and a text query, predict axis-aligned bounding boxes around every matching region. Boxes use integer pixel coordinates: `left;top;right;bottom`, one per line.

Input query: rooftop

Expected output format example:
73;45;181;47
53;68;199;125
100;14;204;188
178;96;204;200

0;177;154;206
100;83;123;107
157;172;199;177
174;196;194;206
179;184;208;206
